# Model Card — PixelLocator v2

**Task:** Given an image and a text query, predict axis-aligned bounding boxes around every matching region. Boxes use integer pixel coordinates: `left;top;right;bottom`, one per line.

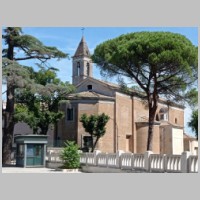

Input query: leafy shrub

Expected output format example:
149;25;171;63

60;140;80;169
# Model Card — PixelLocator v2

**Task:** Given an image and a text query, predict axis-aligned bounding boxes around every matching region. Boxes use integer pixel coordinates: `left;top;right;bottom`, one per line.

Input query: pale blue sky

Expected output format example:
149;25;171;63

2;27;198;136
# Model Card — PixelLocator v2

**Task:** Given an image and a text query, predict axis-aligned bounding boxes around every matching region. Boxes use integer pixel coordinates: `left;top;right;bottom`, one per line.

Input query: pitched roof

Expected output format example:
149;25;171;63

73;36;91;58
76;77;184;110
183;133;197;140
76;76;120;90
67;91;115;101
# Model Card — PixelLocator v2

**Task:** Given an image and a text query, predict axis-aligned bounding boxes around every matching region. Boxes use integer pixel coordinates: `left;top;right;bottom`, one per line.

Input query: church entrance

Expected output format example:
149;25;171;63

126;135;132;152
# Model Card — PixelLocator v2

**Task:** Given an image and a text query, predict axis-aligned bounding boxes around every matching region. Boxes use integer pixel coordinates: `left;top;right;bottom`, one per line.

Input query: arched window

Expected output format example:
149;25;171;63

77;62;80;76
86;62;90;76
175;118;178;124
156;114;159;121
159;107;168;121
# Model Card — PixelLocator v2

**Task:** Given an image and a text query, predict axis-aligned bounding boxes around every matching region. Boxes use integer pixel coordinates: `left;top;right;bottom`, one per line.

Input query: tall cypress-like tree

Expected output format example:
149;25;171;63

2;27;67;164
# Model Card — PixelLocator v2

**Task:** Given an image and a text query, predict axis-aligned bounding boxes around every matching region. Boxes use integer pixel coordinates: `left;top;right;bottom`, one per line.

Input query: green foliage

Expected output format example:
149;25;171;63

185;88;197;139
2;27;70;164
2;58;34;89
185;88;198;108
188;110;198;140
14;67;75;135
93;31;197;101
2;27;68;61
92;31;197;151
80;113;110;152
60;140;80;169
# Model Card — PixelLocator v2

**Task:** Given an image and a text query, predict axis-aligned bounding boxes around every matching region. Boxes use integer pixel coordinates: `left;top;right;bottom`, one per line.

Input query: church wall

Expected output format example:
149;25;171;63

132;97;149;152
136;123;160;154
115;92;133;152
161;125;173;154
97;101;115;153
189;140;198;155
77;102;99;148
156;103;184;126
57;103;78;146
172;128;183;154
133;98;149;122
77;80;115;97
184;139;190;152
168;107;184;127
132;97;184;127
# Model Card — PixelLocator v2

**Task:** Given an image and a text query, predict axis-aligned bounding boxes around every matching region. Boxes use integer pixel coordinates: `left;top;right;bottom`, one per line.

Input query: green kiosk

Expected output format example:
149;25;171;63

14;135;48;167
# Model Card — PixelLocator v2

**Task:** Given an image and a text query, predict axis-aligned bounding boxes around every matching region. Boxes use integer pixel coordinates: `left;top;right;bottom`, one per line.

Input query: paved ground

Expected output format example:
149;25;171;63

2;165;83;173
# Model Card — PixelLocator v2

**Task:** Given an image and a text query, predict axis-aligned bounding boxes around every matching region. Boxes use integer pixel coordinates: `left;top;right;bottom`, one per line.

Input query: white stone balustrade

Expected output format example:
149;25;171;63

80;153;87;164
132;153;145;170
188;155;198;173
86;153;95;165
46;148;198;173
107;153;117;168
165;155;181;172
120;153;133;169
149;154;165;172
47;152;62;163
97;153;108;167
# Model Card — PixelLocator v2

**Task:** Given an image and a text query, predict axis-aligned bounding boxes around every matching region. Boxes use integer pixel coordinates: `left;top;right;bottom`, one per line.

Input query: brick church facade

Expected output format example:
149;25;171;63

56;36;186;154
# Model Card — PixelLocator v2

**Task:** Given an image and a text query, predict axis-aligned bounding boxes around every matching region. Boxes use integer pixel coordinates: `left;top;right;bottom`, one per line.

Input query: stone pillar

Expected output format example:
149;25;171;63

24;144;27;168
43;144;47;167
181;151;191;173
94;150;101;166
116;150;124;168
144;151;153;172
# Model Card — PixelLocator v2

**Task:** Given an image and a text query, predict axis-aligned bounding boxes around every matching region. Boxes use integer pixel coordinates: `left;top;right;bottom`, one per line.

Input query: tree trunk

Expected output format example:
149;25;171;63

90;136;94;152
147;98;158;151
40;125;49;135
2;86;15;164
91;137;100;152
147;112;155;151
2;35;15;164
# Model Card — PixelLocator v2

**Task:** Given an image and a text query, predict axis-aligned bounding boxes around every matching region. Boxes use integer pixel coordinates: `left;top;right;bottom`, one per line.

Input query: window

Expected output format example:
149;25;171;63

83;136;93;148
156;114;159;121
160;114;164;120
77;62;80;76
175;118;177;124
87;85;92;91
159;107;168;121
86;62;90;76
67;108;74;121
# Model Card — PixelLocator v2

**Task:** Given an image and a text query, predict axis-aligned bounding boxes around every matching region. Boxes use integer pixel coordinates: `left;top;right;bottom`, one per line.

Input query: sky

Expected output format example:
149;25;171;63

1;27;198;136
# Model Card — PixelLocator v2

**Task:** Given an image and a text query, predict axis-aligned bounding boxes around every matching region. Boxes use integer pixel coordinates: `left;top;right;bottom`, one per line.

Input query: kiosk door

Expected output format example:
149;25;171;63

26;144;43;166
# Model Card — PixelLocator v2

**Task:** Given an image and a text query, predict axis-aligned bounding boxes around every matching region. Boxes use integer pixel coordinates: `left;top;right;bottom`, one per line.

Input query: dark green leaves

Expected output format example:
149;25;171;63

60;140;80;169
80;113;110;152
2;27;68;62
80;113;110;137
14;67;75;135
188;110;198;140
93;31;197;102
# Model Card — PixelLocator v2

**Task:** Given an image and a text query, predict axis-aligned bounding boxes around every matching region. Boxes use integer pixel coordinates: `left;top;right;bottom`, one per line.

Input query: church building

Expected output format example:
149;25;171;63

57;36;186;154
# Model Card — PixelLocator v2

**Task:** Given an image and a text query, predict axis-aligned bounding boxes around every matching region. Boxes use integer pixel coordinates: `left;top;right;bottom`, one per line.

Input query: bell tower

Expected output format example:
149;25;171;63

72;36;93;85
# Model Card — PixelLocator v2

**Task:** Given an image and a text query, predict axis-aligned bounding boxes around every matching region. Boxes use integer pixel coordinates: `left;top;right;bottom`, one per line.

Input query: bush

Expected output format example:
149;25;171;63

60;140;80;169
